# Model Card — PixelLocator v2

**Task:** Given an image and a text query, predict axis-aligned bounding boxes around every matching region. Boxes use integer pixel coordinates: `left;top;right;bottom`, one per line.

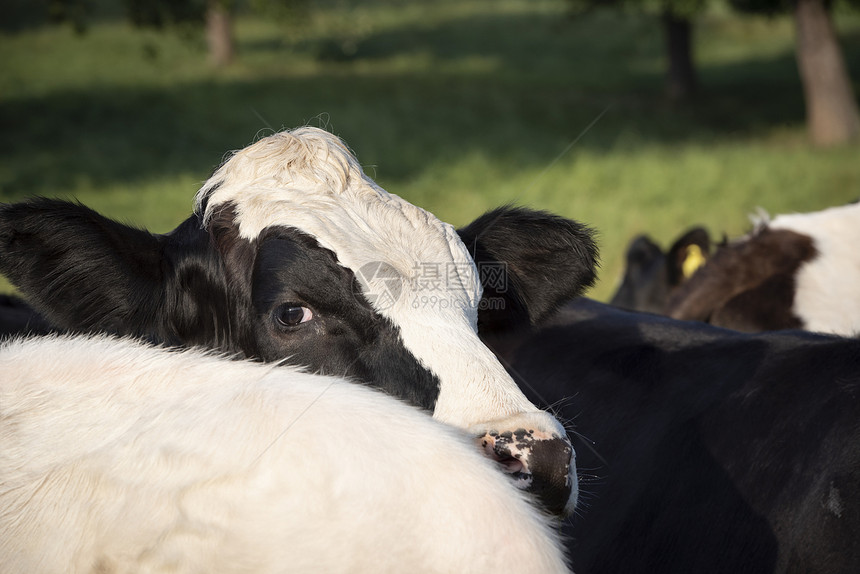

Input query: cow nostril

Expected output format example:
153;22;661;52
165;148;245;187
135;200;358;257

480;436;524;474
496;453;525;475
477;431;575;517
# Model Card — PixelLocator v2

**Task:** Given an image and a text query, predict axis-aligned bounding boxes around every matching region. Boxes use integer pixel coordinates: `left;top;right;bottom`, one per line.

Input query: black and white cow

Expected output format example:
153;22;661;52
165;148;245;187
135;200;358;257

0;127;598;515
483;297;860;574
0;334;570;574
666;202;860;335
609;227;710;314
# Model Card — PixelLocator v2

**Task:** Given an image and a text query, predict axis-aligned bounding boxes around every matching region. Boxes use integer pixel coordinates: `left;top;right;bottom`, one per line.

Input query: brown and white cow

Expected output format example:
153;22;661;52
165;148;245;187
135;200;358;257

666;202;860;335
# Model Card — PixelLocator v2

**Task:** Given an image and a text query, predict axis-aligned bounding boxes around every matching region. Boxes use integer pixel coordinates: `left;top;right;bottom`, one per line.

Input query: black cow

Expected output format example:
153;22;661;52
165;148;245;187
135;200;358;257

609;227;710;314
484;298;860;574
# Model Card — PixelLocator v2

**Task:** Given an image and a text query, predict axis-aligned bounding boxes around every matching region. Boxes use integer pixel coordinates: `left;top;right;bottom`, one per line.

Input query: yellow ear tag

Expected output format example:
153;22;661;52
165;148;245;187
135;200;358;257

682;244;706;278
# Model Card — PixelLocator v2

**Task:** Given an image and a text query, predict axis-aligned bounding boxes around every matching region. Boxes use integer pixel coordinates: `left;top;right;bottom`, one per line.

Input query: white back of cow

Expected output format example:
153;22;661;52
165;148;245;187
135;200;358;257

0;335;569;574
769;202;860;335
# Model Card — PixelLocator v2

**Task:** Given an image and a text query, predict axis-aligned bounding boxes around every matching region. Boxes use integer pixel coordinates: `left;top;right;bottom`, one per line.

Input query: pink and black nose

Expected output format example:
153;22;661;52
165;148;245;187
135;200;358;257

479;429;577;516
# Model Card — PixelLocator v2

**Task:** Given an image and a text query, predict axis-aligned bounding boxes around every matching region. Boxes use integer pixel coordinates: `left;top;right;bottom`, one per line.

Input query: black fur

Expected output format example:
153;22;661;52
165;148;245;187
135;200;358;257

483;298;860;574
0;198;168;336
0;294;55;337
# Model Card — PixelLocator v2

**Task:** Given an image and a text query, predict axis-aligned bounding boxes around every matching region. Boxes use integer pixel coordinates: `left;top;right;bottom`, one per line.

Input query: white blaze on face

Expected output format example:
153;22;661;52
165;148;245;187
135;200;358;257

195;127;542;430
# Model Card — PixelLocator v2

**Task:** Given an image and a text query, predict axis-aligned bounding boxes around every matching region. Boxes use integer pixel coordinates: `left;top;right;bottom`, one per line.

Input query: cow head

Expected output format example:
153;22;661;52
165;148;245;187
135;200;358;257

609;227;710;314
0;127;598;515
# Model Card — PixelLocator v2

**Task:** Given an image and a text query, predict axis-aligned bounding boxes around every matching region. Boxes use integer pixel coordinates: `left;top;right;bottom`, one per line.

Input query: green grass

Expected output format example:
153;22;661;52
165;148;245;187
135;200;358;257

2;0;860;300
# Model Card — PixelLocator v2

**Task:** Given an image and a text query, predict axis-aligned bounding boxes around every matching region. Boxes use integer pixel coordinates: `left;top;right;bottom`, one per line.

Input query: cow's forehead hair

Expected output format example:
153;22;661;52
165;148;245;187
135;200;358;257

194;127;540;428
195;127;481;318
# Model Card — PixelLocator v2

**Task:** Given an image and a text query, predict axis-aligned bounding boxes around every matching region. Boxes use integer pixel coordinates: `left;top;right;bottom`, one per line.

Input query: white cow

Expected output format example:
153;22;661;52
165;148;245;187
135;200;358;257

0;335;570;574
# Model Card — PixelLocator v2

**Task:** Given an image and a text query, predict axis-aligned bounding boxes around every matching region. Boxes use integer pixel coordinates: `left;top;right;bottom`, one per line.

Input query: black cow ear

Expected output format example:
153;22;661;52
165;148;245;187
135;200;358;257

666;226;710;287
608;235;668;313
457;206;599;332
0;197;168;335
624;235;664;270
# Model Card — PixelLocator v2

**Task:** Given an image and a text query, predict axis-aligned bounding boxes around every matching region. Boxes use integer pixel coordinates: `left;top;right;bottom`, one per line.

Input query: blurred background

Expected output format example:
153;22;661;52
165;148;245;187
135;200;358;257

2;0;859;300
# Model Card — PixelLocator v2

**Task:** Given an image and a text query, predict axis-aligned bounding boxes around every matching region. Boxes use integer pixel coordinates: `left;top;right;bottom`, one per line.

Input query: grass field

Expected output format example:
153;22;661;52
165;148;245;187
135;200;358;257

2;0;859;300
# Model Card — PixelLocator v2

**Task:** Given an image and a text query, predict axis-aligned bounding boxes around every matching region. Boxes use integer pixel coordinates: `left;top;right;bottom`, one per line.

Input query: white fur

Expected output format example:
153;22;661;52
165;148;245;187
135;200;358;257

769;202;860;335
0;335;570;574
195;128;576;513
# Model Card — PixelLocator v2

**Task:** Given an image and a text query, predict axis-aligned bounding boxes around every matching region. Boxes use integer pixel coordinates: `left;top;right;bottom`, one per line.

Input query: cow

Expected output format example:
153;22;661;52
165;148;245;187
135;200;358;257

666;202;860;335
482;297;860;574
0;334;571;574
0;127;599;515
609;227;710;314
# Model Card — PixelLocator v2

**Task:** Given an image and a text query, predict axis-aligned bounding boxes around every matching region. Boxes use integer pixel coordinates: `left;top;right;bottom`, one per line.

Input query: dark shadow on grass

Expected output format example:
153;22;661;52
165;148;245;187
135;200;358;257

281;9;662;88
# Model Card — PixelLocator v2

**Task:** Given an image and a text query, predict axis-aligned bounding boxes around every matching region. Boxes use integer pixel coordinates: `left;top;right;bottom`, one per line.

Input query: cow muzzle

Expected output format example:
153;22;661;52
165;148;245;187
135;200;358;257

478;428;577;516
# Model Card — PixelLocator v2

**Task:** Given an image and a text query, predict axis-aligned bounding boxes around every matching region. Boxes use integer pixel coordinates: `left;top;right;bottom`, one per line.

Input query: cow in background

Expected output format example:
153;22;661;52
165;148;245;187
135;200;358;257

609;227;710;314
667;202;860;335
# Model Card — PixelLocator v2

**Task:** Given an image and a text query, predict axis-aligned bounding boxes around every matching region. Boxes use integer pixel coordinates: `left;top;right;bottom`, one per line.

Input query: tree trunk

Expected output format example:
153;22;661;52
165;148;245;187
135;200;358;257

206;0;234;67
794;0;860;146
662;10;698;102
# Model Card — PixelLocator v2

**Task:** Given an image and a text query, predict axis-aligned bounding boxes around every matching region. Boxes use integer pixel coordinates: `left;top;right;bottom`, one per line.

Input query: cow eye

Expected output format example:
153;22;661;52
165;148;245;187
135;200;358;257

275;304;313;327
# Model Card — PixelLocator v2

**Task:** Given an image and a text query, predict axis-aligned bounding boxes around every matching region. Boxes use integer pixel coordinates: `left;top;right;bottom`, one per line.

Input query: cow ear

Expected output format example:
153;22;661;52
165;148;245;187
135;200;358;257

608;235;668;313
457;206;599;332
0;198;169;335
665;226;710;288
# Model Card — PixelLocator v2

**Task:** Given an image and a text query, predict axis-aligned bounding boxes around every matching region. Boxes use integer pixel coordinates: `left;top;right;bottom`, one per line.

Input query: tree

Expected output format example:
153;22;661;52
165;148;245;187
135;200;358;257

126;0;307;67
205;1;236;67
127;0;235;67
661;3;702;100
730;0;860;146
44;0;239;67
569;0;708;101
